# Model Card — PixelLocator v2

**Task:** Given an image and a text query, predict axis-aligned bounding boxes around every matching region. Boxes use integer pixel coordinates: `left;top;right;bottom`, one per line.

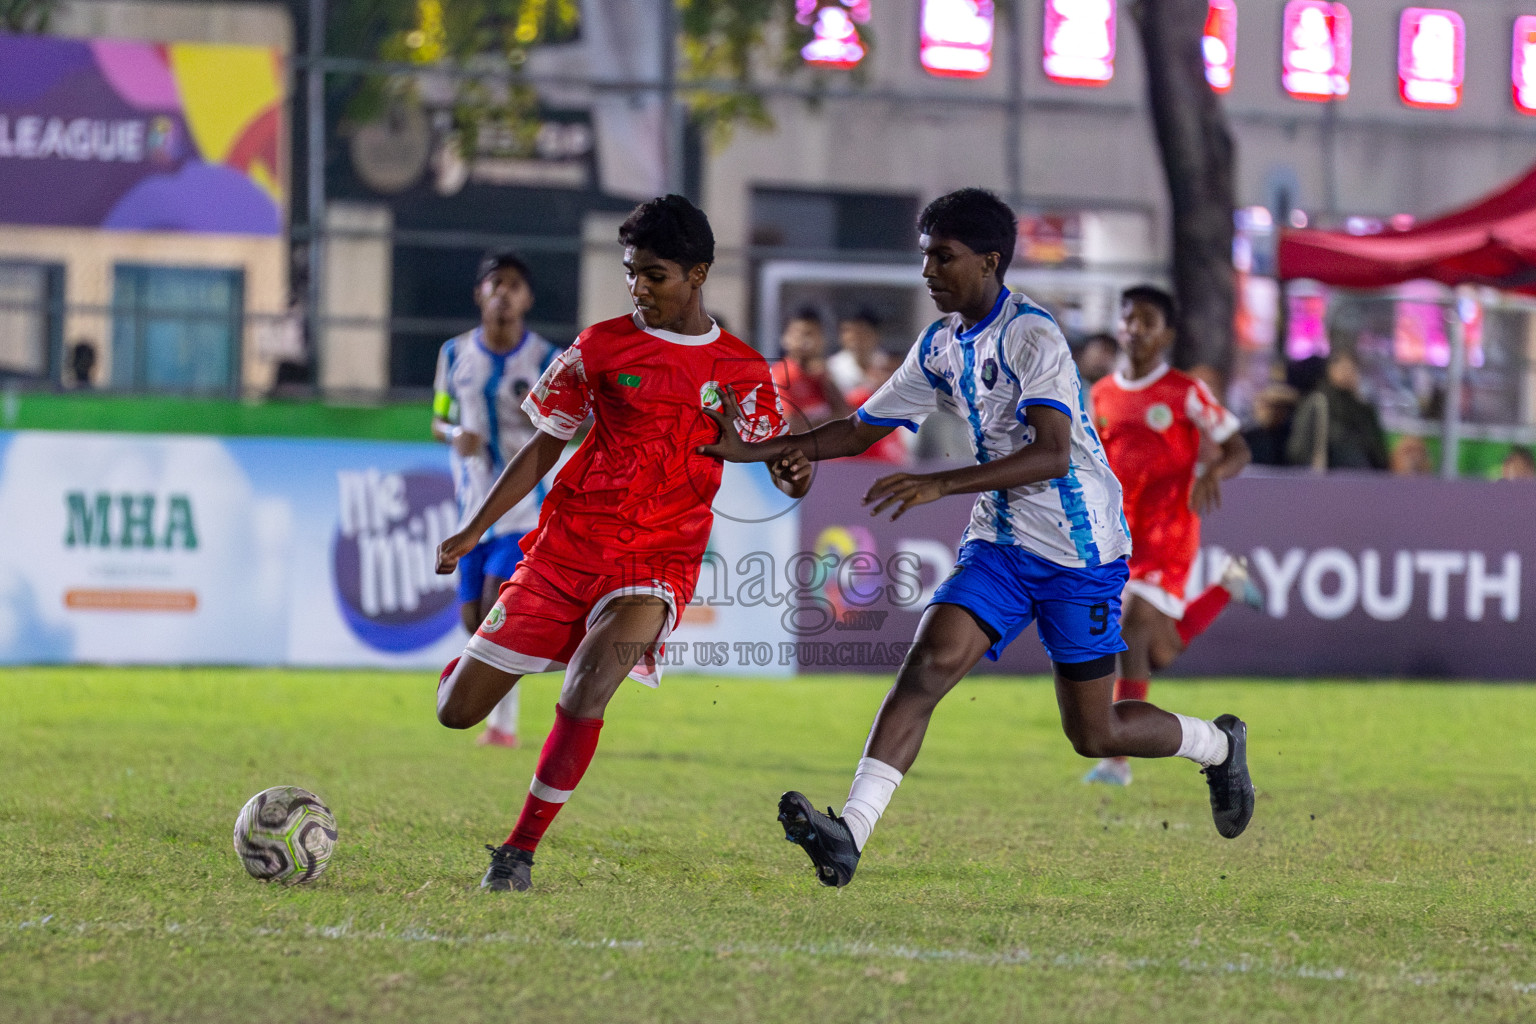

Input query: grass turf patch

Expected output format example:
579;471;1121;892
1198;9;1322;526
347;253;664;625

3;667;1536;1023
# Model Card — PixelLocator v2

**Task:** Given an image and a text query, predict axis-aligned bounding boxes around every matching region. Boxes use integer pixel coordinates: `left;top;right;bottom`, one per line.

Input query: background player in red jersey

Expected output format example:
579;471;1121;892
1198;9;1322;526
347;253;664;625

1084;285;1262;786
431;195;809;891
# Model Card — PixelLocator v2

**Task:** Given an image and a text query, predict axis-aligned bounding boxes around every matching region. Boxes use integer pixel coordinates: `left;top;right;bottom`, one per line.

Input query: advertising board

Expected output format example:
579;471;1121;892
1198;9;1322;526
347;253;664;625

0;431;794;674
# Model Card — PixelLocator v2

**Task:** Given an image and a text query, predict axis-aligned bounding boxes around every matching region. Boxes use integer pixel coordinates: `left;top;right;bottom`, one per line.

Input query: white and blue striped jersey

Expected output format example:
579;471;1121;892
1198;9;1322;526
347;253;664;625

433;327;562;538
858;289;1132;569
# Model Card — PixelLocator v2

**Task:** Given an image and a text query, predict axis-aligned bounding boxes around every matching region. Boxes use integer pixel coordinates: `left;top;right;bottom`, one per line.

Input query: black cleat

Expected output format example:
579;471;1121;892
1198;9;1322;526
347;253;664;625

1201;715;1254;839
481;843;534;891
778;791;860;888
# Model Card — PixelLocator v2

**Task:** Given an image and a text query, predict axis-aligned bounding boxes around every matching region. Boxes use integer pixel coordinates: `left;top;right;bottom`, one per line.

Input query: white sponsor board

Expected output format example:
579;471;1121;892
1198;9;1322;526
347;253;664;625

0;431;796;674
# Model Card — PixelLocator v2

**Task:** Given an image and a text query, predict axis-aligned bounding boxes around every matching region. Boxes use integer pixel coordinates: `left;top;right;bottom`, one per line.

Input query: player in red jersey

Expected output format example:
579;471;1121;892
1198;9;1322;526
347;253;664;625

1084;285;1261;786
432;195;808;891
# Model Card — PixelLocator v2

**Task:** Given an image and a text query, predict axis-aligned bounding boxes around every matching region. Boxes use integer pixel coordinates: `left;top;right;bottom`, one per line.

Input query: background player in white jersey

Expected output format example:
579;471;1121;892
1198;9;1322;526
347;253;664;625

702;188;1255;888
432;250;561;748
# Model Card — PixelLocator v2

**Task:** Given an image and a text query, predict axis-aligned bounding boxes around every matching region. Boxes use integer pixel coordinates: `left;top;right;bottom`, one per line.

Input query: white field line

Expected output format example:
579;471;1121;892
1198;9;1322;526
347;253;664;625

8;915;1536;997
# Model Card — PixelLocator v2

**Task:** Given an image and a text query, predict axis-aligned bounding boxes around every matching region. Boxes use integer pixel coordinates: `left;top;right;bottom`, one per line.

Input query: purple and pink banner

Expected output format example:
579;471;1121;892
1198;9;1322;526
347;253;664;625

795;464;1534;680
0;34;284;235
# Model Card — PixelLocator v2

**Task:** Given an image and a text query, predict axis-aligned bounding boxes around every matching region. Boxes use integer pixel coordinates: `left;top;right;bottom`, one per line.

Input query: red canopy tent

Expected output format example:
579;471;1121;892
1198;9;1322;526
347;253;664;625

1277;163;1536;293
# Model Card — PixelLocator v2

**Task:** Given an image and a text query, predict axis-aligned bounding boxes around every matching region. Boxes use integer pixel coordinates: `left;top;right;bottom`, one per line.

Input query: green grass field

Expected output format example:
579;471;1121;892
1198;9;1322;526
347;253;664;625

4;668;1536;1023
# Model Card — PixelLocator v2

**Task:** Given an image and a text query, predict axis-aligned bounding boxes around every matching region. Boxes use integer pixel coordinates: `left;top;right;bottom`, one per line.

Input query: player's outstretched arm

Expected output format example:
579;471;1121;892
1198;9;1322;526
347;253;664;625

767;451;813;499
436;430;566;574
865;404;1072;521
699;403;892;466
1190;432;1251;515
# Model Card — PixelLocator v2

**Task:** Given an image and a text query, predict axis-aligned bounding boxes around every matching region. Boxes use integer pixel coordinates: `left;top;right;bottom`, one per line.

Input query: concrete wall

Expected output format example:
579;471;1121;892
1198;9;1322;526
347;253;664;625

697;0;1536;338
0;226;288;390
319;203;392;394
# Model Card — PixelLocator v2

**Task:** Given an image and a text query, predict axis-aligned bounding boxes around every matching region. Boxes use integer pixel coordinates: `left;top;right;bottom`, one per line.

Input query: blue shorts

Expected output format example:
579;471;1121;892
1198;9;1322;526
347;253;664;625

930;539;1128;667
456;532;527;604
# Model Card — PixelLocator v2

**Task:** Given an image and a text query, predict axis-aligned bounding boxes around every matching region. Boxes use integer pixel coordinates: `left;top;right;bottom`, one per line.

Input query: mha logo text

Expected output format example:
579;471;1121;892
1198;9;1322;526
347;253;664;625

64;492;198;550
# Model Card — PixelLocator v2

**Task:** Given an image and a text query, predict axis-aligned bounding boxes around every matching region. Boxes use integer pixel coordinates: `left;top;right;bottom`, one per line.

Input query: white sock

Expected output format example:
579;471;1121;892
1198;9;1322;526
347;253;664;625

487;689;519;734
1174;714;1229;767
840;757;903;851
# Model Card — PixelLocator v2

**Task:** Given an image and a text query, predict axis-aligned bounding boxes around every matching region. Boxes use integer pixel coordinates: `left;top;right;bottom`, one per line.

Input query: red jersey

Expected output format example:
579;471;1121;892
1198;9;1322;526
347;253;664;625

1091;365;1239;592
846;384;908;463
770;358;835;423
520;315;788;598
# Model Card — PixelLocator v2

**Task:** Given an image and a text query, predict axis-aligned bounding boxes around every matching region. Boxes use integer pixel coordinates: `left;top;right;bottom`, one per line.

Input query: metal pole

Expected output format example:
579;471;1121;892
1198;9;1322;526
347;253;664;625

659;0;684;196
1322;95;1339;217
1003;4;1024;209
306;0;327;390
1442;294;1466;479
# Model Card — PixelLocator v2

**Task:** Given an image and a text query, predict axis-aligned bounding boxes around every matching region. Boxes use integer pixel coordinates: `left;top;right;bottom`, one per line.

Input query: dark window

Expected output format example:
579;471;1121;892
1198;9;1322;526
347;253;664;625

0;261;63;382
111;265;243;393
750;188;920;253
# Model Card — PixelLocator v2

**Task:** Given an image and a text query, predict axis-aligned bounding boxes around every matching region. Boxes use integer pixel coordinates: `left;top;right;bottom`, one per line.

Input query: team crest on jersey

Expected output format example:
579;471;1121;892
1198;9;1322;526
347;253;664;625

481;602;506;634
1145;403;1174;431
981;358;998;389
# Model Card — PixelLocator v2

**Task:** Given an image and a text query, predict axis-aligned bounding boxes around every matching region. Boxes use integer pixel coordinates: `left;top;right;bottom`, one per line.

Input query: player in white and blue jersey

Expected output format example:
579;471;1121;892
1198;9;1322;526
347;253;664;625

432;250;562;748
701;189;1254;887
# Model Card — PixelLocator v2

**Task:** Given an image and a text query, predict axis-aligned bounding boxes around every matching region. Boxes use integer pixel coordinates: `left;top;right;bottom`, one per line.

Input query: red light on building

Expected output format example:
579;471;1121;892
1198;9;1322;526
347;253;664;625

920;0;995;79
1042;0;1116;87
1282;1;1351;101
1513;17;1536;114
1398;8;1464;109
1204;0;1237;92
798;0;871;70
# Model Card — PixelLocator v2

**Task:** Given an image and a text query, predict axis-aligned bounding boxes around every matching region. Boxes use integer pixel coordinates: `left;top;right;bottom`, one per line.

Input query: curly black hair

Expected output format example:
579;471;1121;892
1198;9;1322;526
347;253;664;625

618;194;715;268
1120;284;1177;328
476;250;532;286
917;188;1018;282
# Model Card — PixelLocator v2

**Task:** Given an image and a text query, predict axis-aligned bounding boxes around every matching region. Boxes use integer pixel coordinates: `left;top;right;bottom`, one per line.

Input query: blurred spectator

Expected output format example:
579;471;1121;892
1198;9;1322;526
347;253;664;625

1389;435;1433;476
828;308;882;393
1286;351;1389;472
1242;382;1299;466
68;340;97;389
846;351;910;463
1500;446;1536;480
1072;332;1118;387
1286;354;1328;396
269;359;313;399
772;306;851;430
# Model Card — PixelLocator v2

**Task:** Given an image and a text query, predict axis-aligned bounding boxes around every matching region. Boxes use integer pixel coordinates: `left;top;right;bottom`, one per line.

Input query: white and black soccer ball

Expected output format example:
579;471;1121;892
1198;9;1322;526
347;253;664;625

233;786;338;884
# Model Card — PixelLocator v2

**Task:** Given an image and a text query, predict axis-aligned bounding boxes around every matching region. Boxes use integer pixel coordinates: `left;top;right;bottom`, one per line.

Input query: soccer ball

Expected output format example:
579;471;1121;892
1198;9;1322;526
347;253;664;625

232;786;338;884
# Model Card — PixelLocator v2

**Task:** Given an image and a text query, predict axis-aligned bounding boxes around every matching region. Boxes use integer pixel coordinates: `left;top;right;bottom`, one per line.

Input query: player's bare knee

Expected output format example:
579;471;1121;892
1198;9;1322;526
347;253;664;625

1148;636;1185;672
894;643;968;703
437;702;477;730
1064;720;1114;759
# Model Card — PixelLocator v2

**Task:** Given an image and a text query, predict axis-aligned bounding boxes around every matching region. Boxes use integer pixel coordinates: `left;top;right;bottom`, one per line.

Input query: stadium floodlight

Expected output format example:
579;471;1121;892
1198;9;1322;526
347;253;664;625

920;0;995;78
799;0;871;70
1515;17;1536;115
1398;9;1465;110
1282;1;1352;101
1204;0;1237;94
1042;0;1116;87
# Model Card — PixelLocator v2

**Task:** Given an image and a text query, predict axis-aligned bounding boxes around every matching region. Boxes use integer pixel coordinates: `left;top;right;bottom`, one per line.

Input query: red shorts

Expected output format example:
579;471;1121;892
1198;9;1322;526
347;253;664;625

1125;515;1198;619
463;554;689;687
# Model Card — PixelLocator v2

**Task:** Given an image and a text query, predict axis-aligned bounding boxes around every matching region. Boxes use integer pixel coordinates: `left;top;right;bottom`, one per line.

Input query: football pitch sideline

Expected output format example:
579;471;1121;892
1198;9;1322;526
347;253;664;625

4;668;1536;1024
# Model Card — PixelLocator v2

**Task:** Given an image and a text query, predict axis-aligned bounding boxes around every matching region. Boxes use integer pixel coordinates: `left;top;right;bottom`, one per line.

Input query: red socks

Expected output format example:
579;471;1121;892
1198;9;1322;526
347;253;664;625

507;704;603;852
1109;585;1233;706
1113;678;1149;702
1177;584;1232;646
